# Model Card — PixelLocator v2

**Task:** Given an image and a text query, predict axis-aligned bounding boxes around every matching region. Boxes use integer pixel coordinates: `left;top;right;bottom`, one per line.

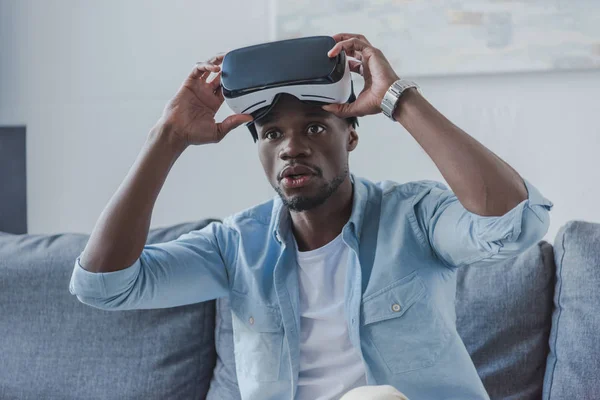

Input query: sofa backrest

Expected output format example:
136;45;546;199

456;241;555;399
0;221;219;400
543;221;600;400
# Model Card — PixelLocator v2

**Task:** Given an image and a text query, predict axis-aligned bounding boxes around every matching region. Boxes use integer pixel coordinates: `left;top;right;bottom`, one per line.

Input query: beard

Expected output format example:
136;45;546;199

275;166;348;212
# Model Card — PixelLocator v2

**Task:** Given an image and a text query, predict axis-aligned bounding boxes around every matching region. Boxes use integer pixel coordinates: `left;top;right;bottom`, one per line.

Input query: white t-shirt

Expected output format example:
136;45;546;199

294;233;367;400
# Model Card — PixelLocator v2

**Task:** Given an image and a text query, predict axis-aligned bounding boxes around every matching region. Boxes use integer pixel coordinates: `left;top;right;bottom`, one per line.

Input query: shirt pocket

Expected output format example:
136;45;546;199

229;290;284;382
360;271;451;374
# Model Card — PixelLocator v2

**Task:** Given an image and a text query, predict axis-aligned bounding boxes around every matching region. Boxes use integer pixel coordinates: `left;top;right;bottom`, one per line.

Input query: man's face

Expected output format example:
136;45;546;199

256;94;358;212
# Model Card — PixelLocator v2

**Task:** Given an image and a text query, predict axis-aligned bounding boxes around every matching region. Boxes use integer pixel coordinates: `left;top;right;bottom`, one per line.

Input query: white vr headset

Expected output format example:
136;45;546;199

220;35;357;141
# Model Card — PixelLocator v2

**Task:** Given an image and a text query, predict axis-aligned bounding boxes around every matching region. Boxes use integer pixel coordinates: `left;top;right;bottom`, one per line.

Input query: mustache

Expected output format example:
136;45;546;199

277;161;323;181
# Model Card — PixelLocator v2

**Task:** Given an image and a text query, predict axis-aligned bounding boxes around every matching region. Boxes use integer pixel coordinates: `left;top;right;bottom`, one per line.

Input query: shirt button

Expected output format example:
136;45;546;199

351;318;356;325
391;303;402;312
249;317;254;325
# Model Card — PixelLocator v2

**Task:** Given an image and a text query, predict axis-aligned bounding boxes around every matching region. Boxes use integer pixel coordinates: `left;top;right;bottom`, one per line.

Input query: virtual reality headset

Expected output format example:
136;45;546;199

220;35;357;141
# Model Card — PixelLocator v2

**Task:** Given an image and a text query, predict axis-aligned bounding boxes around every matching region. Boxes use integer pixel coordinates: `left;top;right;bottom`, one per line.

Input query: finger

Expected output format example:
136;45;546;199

215;87;225;102
321;102;357;119
348;60;363;75
195;61;221;72
207;54;226;66
190;63;220;80
208;71;222;91
191;54;225;80
331;33;372;46
216;114;255;138
328;38;370;58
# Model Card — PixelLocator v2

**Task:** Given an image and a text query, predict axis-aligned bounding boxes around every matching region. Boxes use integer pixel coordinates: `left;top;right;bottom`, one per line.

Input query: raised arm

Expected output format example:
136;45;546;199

323;33;552;266
70;55;253;309
324;33;527;216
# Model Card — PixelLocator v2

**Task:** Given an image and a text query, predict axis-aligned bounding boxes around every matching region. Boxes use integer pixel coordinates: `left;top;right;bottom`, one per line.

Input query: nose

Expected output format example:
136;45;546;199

279;133;311;160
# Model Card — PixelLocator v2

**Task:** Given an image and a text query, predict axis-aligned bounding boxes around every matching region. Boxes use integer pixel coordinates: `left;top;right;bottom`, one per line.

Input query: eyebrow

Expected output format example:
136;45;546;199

257;110;330;127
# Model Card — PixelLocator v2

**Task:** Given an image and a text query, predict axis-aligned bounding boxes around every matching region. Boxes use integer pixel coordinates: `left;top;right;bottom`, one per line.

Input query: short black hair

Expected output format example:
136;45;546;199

247;115;358;143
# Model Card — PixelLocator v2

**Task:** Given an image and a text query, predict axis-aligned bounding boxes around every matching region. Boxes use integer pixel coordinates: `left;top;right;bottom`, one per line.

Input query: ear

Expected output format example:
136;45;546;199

347;126;359;152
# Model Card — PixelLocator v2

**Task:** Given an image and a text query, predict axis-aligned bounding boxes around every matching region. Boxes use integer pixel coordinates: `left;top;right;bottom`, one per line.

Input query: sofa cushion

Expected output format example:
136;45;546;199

543;221;600;400
456;241;555;400
0;220;219;400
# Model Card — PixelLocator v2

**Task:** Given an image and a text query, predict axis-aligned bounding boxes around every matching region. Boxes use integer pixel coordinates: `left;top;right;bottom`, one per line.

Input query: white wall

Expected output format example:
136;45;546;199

1;0;599;241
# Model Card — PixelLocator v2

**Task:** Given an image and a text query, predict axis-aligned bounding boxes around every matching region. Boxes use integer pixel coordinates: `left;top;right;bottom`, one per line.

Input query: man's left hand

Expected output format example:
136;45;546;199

322;33;400;118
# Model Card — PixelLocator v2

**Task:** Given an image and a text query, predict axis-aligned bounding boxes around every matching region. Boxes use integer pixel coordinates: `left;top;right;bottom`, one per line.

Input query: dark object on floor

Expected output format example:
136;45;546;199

0;126;27;234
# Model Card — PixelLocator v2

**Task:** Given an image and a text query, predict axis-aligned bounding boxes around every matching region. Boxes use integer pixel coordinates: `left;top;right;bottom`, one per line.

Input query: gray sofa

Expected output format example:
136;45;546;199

1;219;599;400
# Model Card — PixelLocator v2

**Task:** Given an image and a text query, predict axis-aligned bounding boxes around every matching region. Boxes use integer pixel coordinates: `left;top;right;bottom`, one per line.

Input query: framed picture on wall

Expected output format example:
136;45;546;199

270;0;600;77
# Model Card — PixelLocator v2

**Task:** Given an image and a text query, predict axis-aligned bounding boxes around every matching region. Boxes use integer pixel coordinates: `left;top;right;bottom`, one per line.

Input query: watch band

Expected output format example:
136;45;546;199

380;79;420;121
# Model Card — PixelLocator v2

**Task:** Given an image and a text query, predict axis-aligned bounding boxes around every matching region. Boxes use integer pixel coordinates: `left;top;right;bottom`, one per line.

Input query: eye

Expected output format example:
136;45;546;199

264;130;282;140
307;124;325;135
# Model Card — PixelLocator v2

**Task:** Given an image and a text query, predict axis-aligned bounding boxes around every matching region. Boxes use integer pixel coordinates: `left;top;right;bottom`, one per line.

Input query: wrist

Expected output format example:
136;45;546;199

148;120;188;157
391;87;420;122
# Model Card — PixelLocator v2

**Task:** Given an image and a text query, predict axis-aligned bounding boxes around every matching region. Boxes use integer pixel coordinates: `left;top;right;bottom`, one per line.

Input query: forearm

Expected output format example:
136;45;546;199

394;89;527;216
80;123;187;272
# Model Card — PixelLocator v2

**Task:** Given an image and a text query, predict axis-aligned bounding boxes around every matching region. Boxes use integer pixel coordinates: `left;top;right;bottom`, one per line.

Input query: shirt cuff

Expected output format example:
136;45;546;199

475;179;552;243
69;256;141;298
523;178;554;209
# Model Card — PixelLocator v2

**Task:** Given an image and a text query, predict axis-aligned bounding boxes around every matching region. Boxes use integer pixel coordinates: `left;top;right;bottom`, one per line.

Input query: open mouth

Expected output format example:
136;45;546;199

280;164;317;180
281;174;313;188
279;164;318;189
285;174;308;179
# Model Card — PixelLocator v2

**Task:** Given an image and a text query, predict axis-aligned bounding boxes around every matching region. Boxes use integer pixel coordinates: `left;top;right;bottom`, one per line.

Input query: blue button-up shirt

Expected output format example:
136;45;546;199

70;175;553;400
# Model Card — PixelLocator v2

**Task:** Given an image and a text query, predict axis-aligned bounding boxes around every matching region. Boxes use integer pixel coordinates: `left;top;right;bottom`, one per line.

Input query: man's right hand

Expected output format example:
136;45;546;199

158;54;254;148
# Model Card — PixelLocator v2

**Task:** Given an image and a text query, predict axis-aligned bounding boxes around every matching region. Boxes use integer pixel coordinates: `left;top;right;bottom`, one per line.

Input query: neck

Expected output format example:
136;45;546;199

289;176;354;251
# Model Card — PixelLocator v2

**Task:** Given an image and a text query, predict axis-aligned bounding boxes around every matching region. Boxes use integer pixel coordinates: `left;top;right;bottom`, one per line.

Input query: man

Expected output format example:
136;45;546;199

70;33;552;400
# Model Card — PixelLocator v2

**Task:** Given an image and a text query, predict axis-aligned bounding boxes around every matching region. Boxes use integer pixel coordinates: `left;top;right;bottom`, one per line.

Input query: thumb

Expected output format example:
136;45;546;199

322;103;355;118
216;114;254;138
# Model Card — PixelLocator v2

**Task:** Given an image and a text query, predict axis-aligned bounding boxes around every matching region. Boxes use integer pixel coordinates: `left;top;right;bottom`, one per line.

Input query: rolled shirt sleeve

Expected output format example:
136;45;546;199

69;221;235;310
413;179;553;268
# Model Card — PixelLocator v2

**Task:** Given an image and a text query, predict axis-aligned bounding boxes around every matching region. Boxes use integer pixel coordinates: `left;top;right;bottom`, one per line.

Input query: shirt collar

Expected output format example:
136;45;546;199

347;174;368;241
272;196;290;245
